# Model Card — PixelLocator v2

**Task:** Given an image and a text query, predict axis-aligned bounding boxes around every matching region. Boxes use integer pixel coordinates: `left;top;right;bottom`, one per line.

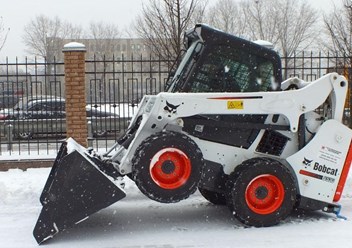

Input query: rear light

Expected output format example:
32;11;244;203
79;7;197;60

0;114;8;120
334;141;352;202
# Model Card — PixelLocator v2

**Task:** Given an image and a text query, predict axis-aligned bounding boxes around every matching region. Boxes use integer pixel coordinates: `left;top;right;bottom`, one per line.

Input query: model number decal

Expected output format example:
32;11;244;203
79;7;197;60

227;100;243;110
299;170;335;183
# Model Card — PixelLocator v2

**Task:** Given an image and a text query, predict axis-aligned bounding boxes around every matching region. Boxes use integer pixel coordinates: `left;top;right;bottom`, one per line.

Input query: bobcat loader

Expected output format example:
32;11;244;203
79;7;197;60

33;24;352;244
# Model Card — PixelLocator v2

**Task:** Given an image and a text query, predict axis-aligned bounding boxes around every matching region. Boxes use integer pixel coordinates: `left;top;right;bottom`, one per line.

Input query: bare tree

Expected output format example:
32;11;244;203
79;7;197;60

86;21;120;59
134;0;208;61
189;0;209;26
206;0;248;37
324;0;352;57
324;0;352;124
207;0;317;57
242;0;318;57
61;22;84;42
275;0;318;57
22;15;82;60
85;21;120;101
206;0;318;80
22;15;83;95
273;0;318;79
0;16;10;53
243;0;280;44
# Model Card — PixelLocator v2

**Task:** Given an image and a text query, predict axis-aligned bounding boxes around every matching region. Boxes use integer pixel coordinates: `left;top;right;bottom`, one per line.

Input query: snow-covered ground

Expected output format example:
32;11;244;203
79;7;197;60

0;168;352;248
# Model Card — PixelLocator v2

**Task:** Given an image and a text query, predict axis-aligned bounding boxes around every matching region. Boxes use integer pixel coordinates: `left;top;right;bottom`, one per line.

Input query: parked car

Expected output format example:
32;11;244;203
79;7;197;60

0;95;20;109
0;95;117;120
0;95;120;139
0;84;25;109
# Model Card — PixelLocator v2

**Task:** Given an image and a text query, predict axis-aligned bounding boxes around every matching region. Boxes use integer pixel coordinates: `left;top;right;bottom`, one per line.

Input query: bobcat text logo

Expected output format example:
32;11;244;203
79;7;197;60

164;101;180;114
313;162;338;176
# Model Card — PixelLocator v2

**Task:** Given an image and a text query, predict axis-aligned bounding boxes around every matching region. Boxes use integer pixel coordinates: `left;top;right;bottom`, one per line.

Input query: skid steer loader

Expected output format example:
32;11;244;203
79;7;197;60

33;24;352;244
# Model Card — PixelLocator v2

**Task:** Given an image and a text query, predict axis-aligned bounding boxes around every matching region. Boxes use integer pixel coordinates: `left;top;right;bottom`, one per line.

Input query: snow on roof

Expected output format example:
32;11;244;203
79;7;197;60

253;40;274;50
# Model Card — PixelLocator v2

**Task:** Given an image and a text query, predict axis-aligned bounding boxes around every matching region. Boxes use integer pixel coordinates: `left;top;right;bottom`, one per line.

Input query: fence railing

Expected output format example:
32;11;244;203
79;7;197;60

0;52;351;157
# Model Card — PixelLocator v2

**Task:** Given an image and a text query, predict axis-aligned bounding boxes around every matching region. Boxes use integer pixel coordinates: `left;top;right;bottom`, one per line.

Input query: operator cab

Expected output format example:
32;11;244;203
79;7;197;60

166;25;284;150
167;24;282;93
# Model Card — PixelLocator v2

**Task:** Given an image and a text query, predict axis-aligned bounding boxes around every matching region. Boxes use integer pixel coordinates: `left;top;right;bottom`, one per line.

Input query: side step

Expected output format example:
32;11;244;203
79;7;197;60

33;139;126;244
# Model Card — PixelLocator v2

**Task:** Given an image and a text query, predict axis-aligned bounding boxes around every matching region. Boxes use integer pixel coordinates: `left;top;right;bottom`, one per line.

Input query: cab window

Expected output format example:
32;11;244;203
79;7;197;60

187;45;276;93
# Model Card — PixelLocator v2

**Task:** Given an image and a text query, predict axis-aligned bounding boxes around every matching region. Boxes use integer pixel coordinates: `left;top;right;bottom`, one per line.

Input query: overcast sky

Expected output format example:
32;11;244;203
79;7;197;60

0;0;341;61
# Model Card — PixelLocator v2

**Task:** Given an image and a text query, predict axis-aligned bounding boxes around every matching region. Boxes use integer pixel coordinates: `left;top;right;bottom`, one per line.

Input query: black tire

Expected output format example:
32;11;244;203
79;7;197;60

198;187;227;205
226;158;297;227
132;131;204;203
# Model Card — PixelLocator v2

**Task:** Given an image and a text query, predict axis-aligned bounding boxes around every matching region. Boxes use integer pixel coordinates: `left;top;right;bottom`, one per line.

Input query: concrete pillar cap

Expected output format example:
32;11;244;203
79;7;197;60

62;42;86;52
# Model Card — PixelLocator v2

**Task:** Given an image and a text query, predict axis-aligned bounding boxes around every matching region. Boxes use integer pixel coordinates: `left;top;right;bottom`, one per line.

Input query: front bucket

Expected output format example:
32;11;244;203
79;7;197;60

33;139;126;244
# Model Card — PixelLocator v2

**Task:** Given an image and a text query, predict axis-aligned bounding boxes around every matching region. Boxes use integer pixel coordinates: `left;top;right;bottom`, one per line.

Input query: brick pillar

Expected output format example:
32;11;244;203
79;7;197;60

62;42;88;147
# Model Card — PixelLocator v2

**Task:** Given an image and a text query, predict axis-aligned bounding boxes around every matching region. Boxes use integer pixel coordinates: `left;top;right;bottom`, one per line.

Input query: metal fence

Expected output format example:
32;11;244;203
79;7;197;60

0;52;351;158
281;51;351;127
0;57;65;157
0;55;171;157
84;54;171;151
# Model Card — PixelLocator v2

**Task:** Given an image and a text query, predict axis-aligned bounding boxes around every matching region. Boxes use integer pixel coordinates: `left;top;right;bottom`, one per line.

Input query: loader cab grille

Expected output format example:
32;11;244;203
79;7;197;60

256;130;289;156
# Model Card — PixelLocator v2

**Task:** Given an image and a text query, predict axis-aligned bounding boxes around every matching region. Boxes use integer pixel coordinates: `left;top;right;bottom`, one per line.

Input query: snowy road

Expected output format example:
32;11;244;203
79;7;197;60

0;168;351;248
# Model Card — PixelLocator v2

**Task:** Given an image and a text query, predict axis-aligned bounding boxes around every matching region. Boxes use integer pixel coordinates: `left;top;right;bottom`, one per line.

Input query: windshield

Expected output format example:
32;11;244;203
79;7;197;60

167;41;203;92
185;44;277;93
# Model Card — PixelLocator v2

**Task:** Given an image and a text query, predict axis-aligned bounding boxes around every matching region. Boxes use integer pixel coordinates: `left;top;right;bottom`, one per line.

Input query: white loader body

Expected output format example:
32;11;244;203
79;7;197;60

111;73;351;201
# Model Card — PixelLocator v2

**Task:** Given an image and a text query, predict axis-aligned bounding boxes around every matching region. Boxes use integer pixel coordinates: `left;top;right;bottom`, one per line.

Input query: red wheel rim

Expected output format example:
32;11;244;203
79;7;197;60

149;148;191;189
245;174;285;215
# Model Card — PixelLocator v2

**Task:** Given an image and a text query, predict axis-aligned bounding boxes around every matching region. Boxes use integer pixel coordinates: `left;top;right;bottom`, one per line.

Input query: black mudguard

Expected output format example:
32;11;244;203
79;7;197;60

33;140;126;244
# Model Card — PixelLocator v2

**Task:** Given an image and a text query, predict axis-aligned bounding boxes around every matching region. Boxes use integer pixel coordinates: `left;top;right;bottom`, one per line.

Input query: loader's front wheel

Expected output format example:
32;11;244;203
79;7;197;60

132;131;204;203
227;158;296;227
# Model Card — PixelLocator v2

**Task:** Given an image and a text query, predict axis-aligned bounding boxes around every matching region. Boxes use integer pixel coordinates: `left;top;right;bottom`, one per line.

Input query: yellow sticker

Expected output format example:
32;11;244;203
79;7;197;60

227;100;243;109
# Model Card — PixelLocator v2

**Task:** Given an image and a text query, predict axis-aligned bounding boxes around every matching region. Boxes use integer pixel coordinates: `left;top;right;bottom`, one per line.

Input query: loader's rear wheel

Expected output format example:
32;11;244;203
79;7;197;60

227;158;296;227
132;131;204;203
198;188;227;205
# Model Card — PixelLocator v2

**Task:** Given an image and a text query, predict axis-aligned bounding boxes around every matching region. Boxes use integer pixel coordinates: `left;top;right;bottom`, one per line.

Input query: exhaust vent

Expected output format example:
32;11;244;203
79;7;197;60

256;130;289;156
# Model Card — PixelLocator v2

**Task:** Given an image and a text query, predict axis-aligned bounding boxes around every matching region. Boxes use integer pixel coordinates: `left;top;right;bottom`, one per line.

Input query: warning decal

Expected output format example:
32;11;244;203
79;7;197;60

227;100;243;110
318;146;342;165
